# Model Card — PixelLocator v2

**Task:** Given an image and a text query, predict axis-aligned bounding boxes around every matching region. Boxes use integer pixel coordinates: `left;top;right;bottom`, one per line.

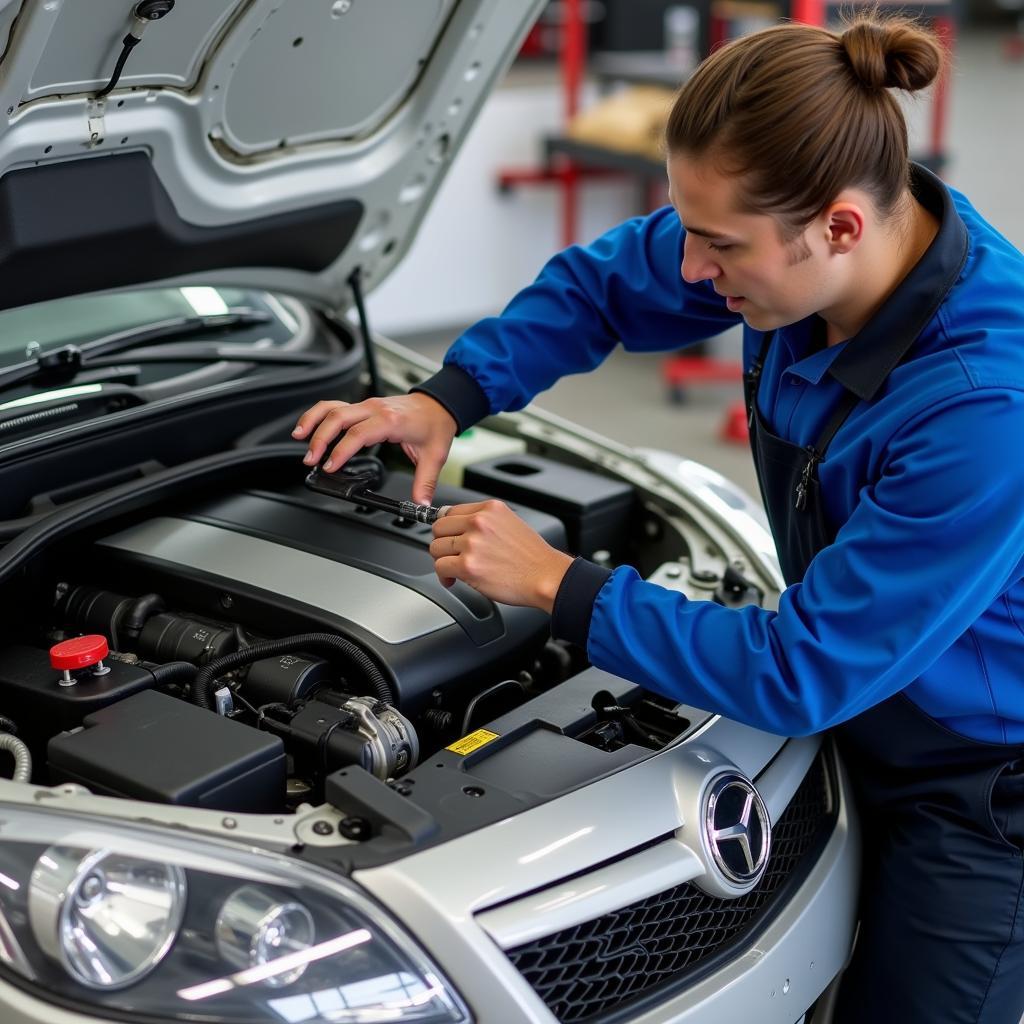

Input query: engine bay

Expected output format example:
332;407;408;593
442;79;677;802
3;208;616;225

0;446;758;847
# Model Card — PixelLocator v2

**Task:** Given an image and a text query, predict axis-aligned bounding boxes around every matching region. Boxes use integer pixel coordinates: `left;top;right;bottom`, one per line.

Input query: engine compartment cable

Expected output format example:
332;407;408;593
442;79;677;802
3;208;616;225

191;632;394;711
0;733;32;783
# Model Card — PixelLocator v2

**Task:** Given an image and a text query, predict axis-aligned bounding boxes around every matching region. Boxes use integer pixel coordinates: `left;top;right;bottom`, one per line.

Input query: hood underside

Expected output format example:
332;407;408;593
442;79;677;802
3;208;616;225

0;0;544;313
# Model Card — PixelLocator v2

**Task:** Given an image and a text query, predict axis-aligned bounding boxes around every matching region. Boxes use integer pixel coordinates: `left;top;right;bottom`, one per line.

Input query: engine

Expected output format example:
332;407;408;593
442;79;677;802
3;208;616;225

0;457;639;814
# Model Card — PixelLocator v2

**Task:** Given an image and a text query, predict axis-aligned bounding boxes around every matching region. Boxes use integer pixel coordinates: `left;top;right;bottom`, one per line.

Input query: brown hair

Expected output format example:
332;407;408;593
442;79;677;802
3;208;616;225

665;15;944;235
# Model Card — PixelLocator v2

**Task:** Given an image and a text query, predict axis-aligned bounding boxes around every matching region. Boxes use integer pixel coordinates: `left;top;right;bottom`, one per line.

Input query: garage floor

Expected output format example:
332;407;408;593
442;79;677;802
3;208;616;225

399;29;1022;504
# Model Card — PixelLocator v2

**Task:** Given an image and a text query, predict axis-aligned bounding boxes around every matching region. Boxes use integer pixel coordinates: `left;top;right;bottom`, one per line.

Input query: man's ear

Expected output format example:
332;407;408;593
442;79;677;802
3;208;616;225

824;202;866;254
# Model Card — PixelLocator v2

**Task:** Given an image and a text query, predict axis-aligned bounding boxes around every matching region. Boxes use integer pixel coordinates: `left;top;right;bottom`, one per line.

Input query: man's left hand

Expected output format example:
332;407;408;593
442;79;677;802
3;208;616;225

429;501;573;611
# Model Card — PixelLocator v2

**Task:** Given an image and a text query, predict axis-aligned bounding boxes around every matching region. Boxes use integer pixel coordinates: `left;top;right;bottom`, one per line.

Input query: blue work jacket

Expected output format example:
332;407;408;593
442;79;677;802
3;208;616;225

415;168;1024;743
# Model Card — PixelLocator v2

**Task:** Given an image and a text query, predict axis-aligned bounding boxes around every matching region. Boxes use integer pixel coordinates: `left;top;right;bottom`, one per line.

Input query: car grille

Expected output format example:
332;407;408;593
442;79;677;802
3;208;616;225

505;751;834;1023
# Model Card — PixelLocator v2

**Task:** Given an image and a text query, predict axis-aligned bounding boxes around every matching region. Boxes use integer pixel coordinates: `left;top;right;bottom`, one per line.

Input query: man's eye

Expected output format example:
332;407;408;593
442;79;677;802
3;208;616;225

707;241;731;253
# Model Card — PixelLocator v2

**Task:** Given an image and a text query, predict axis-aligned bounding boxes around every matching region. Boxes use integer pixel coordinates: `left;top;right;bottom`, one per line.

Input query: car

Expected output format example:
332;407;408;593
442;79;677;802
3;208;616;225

0;2;859;1023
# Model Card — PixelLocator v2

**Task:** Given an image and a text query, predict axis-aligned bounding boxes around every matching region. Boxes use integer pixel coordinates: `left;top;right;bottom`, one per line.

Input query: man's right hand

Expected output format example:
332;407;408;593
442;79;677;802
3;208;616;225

292;393;458;505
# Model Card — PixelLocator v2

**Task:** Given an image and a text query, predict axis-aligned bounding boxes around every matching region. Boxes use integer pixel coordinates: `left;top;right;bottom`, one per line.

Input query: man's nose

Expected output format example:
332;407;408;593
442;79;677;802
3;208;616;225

681;238;720;284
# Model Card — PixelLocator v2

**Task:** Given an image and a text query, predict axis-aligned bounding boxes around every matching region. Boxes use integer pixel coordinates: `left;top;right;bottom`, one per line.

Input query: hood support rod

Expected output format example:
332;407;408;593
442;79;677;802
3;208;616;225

347;267;382;399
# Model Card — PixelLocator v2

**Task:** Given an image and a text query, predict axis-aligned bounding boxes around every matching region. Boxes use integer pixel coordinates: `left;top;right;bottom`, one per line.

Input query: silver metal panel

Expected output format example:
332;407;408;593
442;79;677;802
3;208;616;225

0;1;19;64
757;734;821;823
357;721;784;923
223;0;453;153
21;0;240;97
476;736;821;948
0;0;548;312
475;733;819;946
97;516;452;644
639;448;785;598
356;747;860;1024
477;839;705;949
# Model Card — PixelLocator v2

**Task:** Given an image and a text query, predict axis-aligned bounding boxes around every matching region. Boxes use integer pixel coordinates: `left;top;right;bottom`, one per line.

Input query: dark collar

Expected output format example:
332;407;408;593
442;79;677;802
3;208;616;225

827;164;969;402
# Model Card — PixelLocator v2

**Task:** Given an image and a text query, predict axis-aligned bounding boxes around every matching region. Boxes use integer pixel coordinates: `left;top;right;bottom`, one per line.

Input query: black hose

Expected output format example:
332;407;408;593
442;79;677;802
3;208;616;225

460;679;525;736
422;708;454;732
191;633;393;711
123;593;166;635
149;661;197;687
95;33;139;99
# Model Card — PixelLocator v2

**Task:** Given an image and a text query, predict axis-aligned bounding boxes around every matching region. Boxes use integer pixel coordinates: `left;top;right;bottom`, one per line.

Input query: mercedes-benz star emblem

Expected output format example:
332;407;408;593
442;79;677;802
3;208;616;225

704;773;771;886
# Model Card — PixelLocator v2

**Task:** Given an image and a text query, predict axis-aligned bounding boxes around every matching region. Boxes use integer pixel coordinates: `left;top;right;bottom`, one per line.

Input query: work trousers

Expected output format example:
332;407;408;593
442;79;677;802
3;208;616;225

835;761;1024;1023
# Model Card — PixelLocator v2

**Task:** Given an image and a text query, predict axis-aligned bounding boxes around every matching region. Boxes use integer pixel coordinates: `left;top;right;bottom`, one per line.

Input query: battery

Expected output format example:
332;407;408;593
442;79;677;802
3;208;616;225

48;689;286;812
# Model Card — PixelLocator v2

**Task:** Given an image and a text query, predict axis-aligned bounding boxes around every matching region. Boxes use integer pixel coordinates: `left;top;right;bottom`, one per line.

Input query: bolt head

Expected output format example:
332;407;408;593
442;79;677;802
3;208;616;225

338;816;371;840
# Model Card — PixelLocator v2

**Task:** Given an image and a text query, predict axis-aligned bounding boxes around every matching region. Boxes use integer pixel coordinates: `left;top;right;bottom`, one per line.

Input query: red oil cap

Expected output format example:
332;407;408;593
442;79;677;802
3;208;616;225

50;635;109;671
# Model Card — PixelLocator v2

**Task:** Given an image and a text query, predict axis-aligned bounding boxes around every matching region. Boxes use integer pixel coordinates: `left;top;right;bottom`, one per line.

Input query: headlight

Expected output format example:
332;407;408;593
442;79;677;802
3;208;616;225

0;804;470;1023
215;885;316;987
28;847;185;990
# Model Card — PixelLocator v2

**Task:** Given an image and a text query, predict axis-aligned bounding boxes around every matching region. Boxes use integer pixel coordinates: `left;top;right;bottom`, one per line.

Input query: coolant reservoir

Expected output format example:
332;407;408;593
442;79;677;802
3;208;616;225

438;426;526;487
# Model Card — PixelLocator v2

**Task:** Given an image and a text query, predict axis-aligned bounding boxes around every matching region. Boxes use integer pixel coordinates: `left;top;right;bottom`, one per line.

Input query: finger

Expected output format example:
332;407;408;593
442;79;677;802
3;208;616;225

442;500;492;517
323;421;395;472
305;406;371;465
433;555;462;585
428;534;463;559
293;401;346;439
431;514;474;538
412;456;443;506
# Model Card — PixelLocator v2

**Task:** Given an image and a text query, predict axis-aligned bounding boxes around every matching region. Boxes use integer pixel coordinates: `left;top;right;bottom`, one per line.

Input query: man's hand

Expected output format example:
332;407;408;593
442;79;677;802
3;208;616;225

429;500;573;611
292;393;457;505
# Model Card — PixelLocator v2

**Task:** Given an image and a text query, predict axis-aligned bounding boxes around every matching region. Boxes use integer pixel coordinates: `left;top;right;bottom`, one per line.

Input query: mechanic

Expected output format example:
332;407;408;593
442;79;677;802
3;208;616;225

294;16;1024;1023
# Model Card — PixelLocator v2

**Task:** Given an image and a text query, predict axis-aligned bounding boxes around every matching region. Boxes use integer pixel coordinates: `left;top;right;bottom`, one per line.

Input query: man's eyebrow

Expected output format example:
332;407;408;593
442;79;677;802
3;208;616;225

682;224;737;241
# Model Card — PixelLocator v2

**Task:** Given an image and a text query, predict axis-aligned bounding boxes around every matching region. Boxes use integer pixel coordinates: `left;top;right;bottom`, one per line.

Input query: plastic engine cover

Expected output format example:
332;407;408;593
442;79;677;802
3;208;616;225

85;471;566;711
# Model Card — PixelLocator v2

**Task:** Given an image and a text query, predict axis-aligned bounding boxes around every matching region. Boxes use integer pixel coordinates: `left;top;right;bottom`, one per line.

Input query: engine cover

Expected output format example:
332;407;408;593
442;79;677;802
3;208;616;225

86;471;566;711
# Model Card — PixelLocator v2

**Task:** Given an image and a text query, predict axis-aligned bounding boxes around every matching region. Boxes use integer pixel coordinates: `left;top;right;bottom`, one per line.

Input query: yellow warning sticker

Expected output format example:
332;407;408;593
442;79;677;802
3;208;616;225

446;728;500;756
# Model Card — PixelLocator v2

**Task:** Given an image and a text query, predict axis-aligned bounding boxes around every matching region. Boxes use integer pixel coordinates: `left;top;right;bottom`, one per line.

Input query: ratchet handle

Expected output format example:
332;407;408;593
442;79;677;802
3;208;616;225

397;500;451;524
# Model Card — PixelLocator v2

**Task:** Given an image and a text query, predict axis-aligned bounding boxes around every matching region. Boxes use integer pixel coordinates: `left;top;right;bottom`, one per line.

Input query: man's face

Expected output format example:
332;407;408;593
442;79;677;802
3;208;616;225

666;153;838;332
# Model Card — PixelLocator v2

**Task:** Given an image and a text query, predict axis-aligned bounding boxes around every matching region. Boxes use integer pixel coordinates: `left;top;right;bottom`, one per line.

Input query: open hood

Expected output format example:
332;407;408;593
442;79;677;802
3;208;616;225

0;0;545;314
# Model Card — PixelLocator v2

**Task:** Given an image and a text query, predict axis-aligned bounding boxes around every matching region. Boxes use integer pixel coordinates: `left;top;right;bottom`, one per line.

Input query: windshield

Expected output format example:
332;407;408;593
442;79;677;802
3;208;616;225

0;285;315;405
0;284;348;451
0;286;295;363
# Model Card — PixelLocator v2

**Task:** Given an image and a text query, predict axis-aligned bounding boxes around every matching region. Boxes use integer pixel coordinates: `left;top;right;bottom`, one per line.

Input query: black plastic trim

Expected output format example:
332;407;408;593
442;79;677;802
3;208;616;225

0;153;363;311
305;669;710;873
0;444;307;583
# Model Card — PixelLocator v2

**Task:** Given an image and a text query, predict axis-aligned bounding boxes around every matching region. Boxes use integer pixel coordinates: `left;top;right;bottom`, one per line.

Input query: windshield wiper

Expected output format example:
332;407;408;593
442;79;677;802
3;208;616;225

0;310;272;392
83;342;332;369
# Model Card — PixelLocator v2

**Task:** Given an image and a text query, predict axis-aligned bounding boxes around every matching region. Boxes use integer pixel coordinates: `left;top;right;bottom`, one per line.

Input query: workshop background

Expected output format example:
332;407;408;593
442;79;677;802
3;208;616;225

368;0;1023;499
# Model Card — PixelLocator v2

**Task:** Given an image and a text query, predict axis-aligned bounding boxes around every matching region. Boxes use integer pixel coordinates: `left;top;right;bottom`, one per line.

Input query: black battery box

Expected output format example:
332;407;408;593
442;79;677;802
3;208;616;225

464;454;635;559
0;645;156;745
48;689;286;812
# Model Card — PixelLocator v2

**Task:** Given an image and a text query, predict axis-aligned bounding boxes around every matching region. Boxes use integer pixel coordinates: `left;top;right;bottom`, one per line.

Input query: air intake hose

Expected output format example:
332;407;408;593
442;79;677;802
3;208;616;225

190;632;393;711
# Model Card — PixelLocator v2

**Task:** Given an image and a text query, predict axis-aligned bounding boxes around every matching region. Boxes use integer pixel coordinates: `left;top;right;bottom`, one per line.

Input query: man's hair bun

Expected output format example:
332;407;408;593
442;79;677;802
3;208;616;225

840;16;942;92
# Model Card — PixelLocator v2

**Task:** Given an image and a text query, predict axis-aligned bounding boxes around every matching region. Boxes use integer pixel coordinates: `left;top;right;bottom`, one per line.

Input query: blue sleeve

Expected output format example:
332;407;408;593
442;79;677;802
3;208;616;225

412;206;740;431
559;389;1024;736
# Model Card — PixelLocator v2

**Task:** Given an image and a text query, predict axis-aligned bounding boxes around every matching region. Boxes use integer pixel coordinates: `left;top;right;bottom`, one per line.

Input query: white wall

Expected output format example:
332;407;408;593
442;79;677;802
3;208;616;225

367;79;641;336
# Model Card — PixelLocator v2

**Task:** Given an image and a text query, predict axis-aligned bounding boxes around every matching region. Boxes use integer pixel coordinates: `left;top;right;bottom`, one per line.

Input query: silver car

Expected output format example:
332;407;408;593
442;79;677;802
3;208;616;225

0;2;858;1022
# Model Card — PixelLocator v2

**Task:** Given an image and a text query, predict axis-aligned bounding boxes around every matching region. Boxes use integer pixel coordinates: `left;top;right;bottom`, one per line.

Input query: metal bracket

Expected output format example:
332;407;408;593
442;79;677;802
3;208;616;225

86;98;105;147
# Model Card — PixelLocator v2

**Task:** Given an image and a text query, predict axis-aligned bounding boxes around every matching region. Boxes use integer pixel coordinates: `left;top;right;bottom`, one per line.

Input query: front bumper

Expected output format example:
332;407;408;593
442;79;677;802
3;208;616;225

0;736;858;1024
359;738;860;1024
